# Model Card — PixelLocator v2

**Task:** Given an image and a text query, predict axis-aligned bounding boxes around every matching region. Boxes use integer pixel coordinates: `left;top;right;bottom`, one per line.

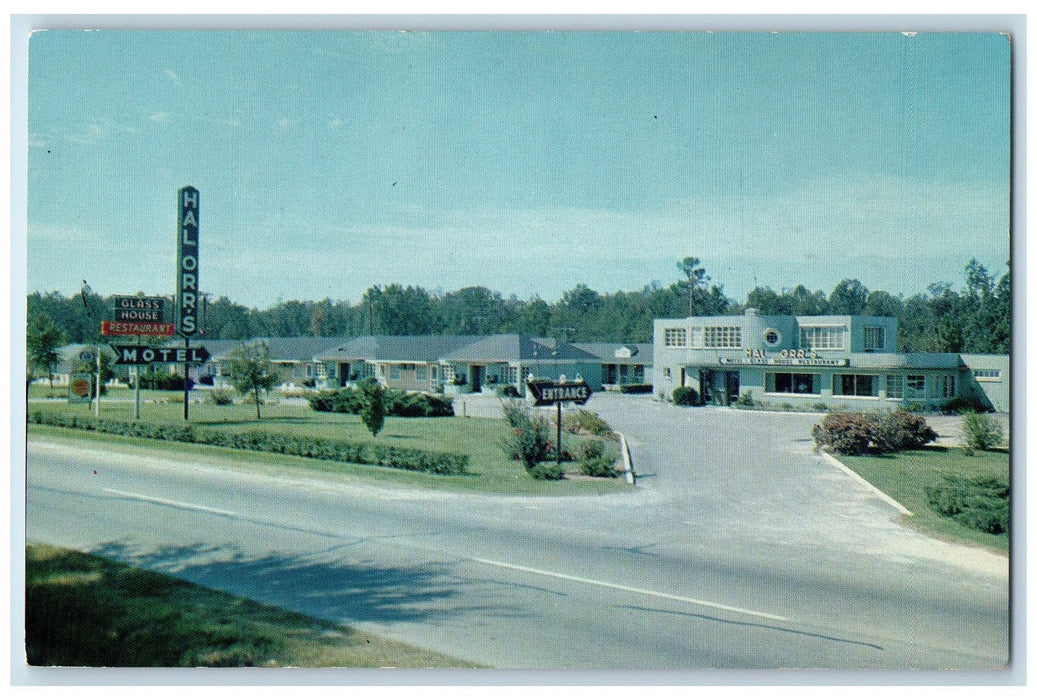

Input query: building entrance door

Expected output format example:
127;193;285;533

471;365;483;392
725;371;740;405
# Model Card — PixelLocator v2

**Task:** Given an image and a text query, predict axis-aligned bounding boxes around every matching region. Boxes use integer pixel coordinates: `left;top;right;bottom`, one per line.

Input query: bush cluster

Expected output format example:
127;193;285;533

561;408;615;438
671;386;699;406
138;371;192;391
960;412;1004;453
309;387;454;417
207;390;234;406
500;400;554;473
812;410;937;456
941;395;993;415
926;474;1009;534
28;411;469;475
495;385;521;398
619;384;653;394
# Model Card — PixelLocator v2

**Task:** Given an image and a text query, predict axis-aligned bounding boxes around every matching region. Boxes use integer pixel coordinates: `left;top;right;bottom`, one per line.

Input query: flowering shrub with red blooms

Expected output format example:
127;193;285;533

812;410;937;455
811;412;877;455
500;399;556;473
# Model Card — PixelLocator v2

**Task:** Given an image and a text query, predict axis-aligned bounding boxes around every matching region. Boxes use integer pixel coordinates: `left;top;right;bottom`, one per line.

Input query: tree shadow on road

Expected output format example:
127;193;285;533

89;540;475;626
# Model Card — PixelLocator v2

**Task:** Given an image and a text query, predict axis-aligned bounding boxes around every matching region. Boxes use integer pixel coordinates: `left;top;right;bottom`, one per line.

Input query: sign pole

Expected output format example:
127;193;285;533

133;333;141;421
184;337;190;422
94;344;101;417
556;401;563;466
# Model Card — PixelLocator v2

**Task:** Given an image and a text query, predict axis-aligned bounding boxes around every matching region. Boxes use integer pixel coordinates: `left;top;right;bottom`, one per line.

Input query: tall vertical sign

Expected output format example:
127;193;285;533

176;186;200;337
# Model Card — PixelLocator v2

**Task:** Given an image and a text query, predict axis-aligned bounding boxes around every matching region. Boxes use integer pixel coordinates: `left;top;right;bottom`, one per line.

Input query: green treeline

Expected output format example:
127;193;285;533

26;259;1009;354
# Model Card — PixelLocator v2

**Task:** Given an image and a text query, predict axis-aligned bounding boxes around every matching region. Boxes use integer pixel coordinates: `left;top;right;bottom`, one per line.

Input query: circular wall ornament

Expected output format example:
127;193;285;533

764;329;781;346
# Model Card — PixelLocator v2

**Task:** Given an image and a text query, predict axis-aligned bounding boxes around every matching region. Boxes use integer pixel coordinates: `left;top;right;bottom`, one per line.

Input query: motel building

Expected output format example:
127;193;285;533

653;309;1009;412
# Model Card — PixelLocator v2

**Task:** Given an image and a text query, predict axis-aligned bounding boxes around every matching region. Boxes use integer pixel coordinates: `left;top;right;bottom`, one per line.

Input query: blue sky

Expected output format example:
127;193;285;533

26;30;1011;309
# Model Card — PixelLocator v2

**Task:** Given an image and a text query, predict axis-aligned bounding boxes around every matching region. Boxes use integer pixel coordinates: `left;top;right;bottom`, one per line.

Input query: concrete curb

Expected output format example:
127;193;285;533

818;450;913;516
618;432;635;484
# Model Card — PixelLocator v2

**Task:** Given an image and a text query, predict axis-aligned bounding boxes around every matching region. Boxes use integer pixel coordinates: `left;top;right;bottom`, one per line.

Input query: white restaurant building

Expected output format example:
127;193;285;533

653;309;1009;412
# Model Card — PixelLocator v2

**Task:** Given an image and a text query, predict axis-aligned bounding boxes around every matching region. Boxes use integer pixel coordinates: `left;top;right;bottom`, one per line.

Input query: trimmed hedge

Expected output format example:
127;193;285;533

619;384;653;394
28;411;469;476
309;388;454;417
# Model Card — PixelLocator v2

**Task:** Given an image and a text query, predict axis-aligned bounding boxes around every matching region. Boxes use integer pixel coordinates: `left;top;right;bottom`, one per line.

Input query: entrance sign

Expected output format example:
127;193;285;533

101;321;176;336
113;296;165;322
719;357;849;367
526;379;593;406
111;345;210;365
175;186;200;337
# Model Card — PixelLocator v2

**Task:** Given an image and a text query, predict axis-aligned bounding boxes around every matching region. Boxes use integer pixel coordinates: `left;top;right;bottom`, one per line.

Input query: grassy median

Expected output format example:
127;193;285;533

838;446;1010;553
25;543;480;668
26;400;630;496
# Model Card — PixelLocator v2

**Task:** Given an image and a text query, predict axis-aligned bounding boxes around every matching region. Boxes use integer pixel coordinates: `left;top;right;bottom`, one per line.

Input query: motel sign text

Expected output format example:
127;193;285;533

176;186;200;337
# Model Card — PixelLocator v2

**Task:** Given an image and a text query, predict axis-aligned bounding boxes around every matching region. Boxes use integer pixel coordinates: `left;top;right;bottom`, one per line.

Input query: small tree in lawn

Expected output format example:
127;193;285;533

359;378;386;437
27;312;65;388
226;341;280;419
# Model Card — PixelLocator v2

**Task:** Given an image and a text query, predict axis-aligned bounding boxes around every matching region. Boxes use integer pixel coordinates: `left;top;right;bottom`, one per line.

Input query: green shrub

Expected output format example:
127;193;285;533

309;387;453;417
495;385;521;398
27;411;468;476
619;384;653;394
499;401;554;471
941;395;993;415
926;474;1009;534
579;456;619;478
138;371;189;391
960;412;1004;451
576;438;606;460
561;408;615;438
812;402;828;412
672;386;699;406
811;411;874;455
527;462;567;480
207;390;234;406
735;391;755;408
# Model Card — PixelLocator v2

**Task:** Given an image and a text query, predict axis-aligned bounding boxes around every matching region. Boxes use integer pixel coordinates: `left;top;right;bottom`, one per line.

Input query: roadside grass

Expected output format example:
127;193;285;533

26;400;630;496
838;446;1010;553
25;543;480;668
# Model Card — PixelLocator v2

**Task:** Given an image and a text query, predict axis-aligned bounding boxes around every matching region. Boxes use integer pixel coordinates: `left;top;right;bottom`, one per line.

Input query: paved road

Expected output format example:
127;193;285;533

24;395;1008;670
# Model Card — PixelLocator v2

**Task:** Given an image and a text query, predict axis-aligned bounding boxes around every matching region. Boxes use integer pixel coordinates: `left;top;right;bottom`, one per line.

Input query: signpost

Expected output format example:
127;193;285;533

176;186;200;420
525;376;594;465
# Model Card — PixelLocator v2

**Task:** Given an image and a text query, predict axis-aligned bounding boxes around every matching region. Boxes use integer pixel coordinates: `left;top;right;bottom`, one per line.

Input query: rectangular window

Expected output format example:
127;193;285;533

906;375;926;398
703;326;742;348
941;375;956;398
389;365;401;380
664;328;687;347
863;326;885;351
415;365;427;382
663;367;672;378
800;326;845;351
834;374;878;397
767;373;816;394
688;327;703;348
974;369;1002;381
885;375;904;399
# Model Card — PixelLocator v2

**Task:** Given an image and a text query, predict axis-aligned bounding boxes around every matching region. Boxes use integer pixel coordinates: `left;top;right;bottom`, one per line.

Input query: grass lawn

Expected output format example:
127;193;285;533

25;543;480;668
26;399;630;496
839;446;1010;553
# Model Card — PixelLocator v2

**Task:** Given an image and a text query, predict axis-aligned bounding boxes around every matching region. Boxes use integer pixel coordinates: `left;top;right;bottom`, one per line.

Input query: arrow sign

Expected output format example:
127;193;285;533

111;345;211;366
526;379;593;407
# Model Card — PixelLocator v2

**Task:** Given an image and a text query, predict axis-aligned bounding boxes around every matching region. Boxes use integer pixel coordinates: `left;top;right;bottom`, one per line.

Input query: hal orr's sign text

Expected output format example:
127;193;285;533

176;186;200;337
